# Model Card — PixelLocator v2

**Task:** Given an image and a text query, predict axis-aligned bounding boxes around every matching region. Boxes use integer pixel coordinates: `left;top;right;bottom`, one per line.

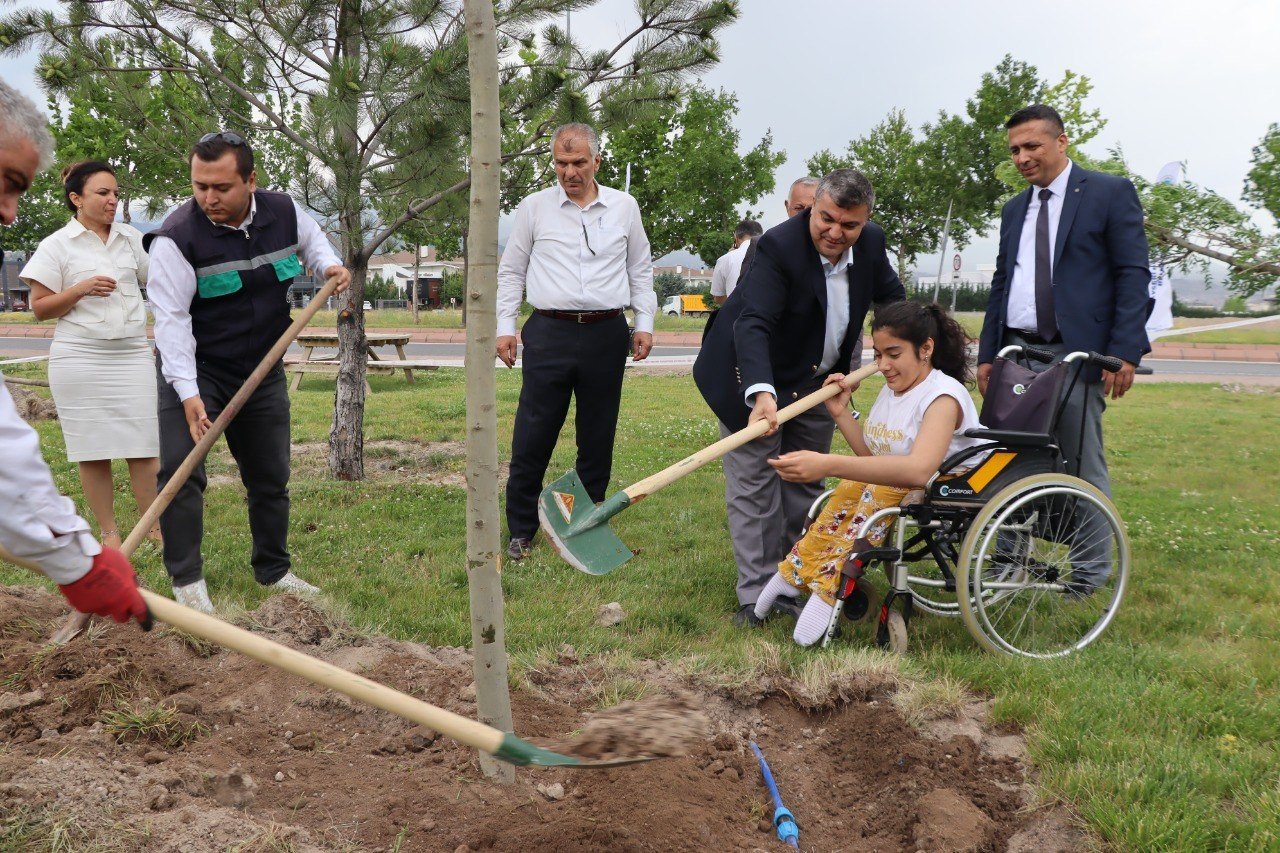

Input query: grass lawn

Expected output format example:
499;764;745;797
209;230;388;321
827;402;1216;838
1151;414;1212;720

3;364;1277;850
1;308;712;334
1168;318;1280;345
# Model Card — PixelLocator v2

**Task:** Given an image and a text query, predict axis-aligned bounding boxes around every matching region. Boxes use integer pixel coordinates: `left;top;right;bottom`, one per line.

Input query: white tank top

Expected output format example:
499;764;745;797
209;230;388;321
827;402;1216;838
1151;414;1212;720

861;369;985;459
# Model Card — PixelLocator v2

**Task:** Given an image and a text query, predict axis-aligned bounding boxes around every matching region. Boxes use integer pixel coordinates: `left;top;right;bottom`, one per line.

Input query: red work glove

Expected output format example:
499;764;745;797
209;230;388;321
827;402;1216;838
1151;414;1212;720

57;547;152;630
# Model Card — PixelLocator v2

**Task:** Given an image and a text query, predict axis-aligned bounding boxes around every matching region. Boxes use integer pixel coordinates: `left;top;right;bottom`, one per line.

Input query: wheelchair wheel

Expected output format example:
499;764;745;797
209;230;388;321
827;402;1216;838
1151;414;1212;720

955;474;1129;659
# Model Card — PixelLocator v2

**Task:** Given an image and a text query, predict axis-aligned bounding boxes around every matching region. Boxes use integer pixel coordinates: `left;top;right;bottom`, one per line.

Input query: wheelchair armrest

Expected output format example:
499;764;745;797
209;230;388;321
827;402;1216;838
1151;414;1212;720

965;428;1053;447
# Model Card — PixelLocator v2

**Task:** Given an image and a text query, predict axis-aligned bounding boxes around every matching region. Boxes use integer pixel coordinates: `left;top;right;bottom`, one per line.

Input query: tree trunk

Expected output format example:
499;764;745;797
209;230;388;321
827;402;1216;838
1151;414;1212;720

411;242;421;324
462;0;513;784
328;259;367;480
327;0;368;480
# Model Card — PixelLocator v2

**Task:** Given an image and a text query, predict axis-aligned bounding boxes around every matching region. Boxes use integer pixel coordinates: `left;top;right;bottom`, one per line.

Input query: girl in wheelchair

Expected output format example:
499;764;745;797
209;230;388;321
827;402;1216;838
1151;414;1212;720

760;301;987;646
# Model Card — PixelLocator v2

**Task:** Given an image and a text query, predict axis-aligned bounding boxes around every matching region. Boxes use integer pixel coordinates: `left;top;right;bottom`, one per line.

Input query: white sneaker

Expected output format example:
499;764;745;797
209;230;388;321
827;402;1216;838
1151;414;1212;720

271;572;321;595
173;579;214;614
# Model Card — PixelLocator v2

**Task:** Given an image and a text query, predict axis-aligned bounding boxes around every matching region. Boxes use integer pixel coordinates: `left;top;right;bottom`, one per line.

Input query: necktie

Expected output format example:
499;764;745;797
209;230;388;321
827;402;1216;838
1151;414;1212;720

1035;188;1057;341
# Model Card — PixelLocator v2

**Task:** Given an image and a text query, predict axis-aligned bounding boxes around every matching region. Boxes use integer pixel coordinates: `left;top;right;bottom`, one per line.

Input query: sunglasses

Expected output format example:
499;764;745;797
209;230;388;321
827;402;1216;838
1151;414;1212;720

198;131;248;146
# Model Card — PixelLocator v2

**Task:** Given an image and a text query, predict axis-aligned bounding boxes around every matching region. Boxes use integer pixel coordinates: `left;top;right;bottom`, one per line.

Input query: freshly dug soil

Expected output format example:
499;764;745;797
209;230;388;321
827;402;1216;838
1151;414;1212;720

0;586;1082;852
6;384;58;421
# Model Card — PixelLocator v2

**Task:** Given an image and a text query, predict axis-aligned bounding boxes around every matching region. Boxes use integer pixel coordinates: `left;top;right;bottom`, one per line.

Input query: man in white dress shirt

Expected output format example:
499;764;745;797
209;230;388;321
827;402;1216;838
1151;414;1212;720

145;132;350;612
710;219;763;305
0;78;150;628
496;123;657;560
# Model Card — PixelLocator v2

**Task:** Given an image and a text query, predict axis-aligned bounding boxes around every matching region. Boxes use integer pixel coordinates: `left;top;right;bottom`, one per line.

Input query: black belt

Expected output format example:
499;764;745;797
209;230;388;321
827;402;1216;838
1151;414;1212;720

534;308;624;324
1011;329;1062;346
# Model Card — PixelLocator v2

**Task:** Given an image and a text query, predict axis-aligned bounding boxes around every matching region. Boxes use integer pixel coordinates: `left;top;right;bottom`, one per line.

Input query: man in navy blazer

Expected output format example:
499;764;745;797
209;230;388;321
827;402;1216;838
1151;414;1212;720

694;169;904;625
977;104;1150;587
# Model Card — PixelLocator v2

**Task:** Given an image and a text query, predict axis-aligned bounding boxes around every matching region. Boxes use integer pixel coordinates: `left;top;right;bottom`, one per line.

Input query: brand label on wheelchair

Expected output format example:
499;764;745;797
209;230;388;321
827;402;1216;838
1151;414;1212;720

1012;383;1027;395
938;484;975;497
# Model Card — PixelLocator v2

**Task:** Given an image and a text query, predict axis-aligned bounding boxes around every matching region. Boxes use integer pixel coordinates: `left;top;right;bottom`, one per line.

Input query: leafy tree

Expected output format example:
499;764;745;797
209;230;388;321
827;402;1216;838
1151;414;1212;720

4;0;738;479
1244;123;1280;226
0;168;66;254
653;271;687;300
597;85;783;263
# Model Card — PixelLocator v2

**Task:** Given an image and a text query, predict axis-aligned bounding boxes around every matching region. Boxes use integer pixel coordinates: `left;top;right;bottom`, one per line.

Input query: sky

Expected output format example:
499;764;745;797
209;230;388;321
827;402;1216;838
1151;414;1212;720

2;0;1278;280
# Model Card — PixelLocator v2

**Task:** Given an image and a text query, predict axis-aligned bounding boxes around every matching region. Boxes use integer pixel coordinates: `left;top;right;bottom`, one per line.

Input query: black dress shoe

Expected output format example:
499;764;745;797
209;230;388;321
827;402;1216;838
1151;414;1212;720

770;596;803;620
733;604;764;628
506;537;532;561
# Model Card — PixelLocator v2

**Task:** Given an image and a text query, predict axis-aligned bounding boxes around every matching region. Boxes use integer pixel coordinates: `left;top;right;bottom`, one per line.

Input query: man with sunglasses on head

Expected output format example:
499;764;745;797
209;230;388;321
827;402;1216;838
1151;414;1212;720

144;131;351;613
496;122;657;562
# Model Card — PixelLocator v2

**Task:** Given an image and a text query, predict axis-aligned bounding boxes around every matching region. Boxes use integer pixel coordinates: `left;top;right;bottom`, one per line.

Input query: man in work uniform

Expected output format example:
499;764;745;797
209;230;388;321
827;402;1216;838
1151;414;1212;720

145;132;350;613
0;77;150;627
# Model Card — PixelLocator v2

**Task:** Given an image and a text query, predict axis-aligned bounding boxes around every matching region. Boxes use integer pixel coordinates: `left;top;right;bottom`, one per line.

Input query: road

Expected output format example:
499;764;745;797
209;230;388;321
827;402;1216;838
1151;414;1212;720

3;336;1278;383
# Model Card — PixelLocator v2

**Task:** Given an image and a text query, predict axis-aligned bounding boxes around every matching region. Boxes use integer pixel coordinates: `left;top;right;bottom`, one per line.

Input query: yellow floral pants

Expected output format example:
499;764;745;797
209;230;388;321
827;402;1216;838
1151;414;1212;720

778;480;911;605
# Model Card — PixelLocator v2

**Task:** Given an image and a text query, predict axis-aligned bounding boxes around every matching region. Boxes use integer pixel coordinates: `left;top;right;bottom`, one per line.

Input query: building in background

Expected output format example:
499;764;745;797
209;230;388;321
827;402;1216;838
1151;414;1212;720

367;245;465;307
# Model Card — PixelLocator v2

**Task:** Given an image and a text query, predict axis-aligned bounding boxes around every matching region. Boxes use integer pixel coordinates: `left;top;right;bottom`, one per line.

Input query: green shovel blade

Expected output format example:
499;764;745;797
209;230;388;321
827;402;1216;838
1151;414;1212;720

537;470;633;575
494;732;657;768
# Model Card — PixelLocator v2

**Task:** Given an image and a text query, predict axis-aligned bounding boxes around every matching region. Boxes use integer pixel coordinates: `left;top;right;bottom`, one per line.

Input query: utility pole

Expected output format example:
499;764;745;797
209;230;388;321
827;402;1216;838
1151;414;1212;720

931;198;953;302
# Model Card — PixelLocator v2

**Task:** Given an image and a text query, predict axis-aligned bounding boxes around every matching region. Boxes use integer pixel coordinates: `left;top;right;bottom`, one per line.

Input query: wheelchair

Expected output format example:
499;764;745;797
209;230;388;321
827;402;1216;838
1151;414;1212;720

803;345;1133;659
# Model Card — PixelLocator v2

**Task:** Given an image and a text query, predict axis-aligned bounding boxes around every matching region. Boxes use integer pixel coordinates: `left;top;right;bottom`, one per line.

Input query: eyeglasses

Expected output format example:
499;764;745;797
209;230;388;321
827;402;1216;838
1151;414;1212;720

581;219;596;256
198;131;248;146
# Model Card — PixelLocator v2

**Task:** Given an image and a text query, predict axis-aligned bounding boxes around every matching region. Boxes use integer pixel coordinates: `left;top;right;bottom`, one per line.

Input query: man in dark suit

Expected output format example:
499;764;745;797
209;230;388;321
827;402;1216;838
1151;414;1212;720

977;104;1150;588
694;169;904;626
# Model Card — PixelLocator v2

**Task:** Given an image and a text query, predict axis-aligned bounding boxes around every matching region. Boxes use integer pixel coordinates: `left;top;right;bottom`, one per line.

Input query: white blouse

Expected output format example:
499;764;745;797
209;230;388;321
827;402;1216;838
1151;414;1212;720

20;218;150;340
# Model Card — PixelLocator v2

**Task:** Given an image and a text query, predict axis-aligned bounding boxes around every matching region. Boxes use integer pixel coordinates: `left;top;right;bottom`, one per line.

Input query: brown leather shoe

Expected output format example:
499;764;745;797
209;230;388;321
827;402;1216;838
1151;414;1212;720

506;537;532;561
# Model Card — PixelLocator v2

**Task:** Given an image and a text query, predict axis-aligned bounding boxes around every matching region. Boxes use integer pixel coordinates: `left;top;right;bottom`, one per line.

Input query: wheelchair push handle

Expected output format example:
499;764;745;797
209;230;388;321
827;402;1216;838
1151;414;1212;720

1070;351;1125;373
1022;345;1057;364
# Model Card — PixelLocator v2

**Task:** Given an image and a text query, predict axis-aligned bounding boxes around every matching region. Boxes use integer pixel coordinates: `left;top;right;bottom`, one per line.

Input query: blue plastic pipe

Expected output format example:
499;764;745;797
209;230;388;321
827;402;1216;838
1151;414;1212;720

750;741;799;849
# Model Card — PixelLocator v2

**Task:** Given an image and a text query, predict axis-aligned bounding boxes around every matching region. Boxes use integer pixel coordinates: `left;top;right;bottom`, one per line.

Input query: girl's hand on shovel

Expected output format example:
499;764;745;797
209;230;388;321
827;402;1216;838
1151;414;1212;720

769;450;831;483
822;373;860;417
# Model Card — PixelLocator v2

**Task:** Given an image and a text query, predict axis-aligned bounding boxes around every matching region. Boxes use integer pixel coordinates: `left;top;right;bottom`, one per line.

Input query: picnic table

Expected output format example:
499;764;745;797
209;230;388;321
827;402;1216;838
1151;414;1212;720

290;332;423;390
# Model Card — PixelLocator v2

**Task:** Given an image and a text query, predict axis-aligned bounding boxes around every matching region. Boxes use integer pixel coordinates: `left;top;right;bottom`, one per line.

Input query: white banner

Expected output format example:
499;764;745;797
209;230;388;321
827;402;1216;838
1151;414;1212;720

1146;263;1174;334
1155;161;1182;186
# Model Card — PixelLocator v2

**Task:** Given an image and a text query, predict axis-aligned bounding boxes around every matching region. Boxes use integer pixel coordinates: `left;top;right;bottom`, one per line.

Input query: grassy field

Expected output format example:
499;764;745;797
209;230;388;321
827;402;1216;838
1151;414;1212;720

3;363;1278;850
1170;319;1280;345
1;308;713;334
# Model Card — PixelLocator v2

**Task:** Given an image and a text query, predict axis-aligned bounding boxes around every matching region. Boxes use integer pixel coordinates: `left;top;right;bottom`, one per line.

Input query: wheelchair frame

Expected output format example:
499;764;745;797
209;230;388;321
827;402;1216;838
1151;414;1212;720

804;346;1132;659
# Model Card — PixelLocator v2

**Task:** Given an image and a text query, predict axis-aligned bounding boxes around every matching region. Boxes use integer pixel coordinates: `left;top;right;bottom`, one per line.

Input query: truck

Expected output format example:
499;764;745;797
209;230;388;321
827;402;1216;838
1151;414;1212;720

661;293;713;317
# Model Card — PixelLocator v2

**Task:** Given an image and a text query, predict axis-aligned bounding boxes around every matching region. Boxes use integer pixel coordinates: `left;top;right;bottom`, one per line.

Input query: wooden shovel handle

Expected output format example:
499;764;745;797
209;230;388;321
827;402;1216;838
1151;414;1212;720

119;276;341;559
139;589;506;754
624;361;880;501
0;544;506;756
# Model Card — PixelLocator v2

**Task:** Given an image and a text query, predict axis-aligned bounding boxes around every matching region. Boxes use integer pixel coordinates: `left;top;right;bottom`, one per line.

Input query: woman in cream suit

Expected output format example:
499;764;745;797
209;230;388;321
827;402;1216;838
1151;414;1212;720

20;160;161;550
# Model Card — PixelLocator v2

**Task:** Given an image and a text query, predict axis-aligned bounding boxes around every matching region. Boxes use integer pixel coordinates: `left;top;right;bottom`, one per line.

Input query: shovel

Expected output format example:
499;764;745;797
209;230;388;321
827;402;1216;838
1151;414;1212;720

1;545;651;769
540;362;879;575
48;275;343;645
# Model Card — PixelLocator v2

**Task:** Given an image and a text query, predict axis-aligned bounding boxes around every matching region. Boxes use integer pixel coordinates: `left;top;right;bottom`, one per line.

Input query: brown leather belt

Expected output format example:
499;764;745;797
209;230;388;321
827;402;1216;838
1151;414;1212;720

534;308;624;324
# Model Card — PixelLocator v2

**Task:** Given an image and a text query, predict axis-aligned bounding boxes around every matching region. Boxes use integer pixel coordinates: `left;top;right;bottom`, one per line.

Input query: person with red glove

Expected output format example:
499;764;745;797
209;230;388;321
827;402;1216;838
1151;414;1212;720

0;79;149;628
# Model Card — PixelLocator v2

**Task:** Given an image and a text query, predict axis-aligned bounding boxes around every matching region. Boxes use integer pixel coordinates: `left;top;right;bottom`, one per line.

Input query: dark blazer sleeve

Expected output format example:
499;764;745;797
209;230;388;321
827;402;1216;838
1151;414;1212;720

732;238;791;395
1104;179;1153;364
978;203;1015;365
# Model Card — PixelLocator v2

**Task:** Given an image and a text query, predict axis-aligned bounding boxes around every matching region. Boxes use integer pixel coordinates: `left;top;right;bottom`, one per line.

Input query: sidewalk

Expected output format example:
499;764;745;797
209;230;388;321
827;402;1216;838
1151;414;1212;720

3;324;1278;361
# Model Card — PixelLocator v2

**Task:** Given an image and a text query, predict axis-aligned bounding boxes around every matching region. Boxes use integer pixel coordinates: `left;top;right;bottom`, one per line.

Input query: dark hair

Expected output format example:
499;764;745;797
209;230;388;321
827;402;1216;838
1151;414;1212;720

871;301;973;385
1006;104;1065;136
734;219;763;241
190;134;255;180
60;160;116;213
816;168;875;212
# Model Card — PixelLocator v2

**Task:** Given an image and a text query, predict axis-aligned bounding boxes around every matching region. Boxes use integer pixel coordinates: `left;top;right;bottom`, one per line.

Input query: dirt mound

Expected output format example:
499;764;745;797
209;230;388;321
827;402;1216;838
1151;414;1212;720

0;586;1078;851
7;384;58;420
562;693;709;761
